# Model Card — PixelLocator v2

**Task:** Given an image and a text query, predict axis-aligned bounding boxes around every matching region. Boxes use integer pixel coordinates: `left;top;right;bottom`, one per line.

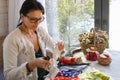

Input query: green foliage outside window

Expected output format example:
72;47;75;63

57;0;94;49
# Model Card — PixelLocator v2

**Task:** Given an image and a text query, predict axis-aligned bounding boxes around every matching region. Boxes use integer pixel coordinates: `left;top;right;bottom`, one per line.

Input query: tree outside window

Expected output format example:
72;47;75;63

45;0;94;50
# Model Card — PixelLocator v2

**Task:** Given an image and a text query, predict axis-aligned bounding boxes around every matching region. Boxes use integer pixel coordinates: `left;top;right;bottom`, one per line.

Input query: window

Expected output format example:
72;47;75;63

109;0;120;51
45;0;94;50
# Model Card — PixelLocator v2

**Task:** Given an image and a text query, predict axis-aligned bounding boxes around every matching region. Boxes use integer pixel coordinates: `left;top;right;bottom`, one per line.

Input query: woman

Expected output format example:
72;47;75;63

3;0;64;80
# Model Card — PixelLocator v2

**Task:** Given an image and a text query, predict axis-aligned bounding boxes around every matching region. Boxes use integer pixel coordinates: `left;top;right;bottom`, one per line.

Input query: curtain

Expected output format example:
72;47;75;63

8;0;24;33
38;0;48;32
45;0;60;41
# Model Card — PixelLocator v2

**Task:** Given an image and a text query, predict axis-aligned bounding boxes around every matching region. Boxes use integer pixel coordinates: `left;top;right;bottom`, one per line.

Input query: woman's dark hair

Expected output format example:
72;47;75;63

17;0;45;26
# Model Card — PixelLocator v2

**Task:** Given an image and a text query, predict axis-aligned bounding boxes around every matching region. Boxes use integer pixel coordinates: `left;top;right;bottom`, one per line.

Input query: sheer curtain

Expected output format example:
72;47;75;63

37;0;48;32
8;0;47;33
8;0;24;33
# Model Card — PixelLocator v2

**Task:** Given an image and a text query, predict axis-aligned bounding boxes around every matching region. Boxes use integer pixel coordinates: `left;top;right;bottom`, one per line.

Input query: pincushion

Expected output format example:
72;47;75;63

98;53;111;65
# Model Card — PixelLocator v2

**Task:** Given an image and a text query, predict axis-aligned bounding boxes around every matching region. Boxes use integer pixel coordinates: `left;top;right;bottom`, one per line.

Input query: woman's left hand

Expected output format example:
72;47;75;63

57;40;64;51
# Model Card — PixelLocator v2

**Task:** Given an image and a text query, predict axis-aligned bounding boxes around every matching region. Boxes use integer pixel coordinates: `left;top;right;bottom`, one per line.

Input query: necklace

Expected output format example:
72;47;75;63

19;24;35;38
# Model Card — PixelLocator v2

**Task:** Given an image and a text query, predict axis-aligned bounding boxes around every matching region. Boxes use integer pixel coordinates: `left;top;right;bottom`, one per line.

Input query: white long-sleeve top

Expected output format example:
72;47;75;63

3;27;61;80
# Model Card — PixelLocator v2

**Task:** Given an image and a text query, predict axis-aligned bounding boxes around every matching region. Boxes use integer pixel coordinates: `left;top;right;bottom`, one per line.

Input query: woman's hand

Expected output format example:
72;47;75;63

57;40;64;51
27;57;52;72
35;57;52;69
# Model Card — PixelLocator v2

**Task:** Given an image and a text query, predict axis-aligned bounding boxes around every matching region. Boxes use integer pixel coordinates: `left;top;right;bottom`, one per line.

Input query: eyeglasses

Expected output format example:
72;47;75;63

26;15;45;23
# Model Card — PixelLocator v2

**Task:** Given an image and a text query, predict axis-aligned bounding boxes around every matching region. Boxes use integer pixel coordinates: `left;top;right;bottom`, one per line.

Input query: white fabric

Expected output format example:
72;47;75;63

45;59;59;79
3;27;61;80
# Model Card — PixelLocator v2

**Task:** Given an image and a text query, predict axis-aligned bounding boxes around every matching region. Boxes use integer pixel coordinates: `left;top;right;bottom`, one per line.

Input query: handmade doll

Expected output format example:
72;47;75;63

59;56;82;65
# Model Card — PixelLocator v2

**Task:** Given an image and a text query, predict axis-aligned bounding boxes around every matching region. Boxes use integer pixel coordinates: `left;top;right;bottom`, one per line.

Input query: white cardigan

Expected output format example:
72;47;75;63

3;27;61;80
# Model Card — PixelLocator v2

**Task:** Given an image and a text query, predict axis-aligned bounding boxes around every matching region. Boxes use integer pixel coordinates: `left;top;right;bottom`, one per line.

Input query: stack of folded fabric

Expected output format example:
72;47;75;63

50;64;89;80
50;76;79;80
78;70;110;80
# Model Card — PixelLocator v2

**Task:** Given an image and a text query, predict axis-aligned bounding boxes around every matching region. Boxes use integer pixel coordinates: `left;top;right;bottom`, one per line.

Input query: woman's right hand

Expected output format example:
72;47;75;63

27;57;52;72
35;57;52;69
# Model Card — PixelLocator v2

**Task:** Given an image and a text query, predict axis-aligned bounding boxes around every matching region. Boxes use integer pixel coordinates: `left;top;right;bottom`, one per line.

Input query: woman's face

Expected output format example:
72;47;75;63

21;10;44;31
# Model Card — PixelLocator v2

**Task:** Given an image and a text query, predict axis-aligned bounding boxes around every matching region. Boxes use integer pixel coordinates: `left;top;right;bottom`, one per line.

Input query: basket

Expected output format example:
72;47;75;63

78;28;108;55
